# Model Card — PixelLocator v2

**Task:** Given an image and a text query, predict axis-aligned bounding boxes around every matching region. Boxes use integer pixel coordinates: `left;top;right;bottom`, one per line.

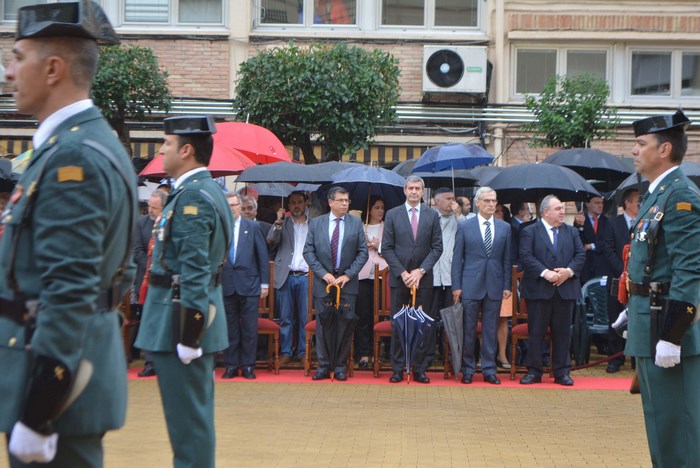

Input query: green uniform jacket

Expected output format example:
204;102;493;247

135;171;232;353
625;167;700;357
0;107;137;434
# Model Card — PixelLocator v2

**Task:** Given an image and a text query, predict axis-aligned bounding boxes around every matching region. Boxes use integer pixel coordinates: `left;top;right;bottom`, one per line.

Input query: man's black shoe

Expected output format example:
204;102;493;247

461;374;473;384
312;371;330;381
413;372;430;384
554;375;574;386
389;372;403;383
242;367;256;380
334;372;347;381
519;373;542;385
606;362;622;374
222;367;239;379
138;364;156;377
484;374;501;385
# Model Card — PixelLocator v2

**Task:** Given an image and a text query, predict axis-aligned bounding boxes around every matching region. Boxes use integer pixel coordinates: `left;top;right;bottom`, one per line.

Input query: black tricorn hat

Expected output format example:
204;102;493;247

633;110;691;137
16;0;119;45
163;116;217;136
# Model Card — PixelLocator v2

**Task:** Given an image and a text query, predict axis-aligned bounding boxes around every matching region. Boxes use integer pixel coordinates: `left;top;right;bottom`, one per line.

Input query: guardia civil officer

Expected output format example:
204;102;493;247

0;1;136;466
617;110;700;467
135;115;233;468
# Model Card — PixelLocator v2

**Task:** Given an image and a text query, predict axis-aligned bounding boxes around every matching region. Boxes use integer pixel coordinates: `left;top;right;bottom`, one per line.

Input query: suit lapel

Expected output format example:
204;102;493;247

235;218;247;263
398;205;415;244
538;222;556;255
470;218;486;256
415;204;429;243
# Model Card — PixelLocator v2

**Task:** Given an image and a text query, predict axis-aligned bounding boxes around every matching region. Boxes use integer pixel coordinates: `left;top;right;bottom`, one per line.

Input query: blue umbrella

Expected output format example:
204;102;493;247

412;143;494;173
328;166;406;212
391;287;434;384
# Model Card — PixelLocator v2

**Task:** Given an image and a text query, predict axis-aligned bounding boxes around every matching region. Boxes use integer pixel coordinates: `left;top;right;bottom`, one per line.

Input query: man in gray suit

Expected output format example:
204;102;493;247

451;187;512;385
267;191;310;365
303;187;368;380
382;175;443;383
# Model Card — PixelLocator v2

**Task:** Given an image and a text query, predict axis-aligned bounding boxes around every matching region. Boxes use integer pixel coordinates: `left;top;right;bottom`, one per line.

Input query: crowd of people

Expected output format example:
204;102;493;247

0;2;698;467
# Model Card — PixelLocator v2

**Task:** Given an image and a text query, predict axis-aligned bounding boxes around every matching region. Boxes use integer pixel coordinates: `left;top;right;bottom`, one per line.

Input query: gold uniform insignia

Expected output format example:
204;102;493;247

183;205;198;216
48;135;57;145
57;166;84;182
688;306;695;315
676;202;692;211
54;366;64;380
195;312;203;321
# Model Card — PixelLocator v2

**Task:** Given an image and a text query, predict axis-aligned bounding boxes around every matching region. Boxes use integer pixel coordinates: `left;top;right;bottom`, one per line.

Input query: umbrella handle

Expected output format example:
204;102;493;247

411;286;417;307
326;283;341;307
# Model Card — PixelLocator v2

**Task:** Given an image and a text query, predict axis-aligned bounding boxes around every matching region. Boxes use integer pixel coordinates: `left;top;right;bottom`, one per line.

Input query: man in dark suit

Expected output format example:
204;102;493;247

303;187;368;381
574;196;611;284
221;193;270;379
382;175;443;384
452;187;512;385
519;195;585;386
603;188;639;373
267;191;310;365
134;189;167;377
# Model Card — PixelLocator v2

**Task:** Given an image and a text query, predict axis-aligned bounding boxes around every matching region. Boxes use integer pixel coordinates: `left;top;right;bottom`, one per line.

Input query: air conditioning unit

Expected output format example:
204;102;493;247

422;46;488;94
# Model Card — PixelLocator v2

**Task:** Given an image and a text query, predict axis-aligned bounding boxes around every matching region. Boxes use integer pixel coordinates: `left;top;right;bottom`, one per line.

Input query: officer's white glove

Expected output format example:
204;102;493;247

655;340;681;368
177;343;203;365
9;421;58;464
612;308;628;329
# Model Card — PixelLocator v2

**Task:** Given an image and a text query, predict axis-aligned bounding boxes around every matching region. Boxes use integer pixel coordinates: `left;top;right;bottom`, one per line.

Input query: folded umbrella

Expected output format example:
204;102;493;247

316;284;358;381
392;287;434;384
439;302;464;381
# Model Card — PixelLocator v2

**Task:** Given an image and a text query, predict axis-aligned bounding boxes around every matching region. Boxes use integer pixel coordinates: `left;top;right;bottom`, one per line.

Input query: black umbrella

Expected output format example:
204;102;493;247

237;161;362;184
439;302;463;381
412;168;477;190
607;161;700;207
391;287;434;384
0;159;19;193
392;159;417;177
542;148;633;192
469;165;504;187
316;284;358;381
488;163;601;204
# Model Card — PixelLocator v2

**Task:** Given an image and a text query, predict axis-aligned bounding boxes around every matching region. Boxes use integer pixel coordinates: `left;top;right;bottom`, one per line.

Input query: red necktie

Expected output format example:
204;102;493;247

593;215;599;233
411;208;418;240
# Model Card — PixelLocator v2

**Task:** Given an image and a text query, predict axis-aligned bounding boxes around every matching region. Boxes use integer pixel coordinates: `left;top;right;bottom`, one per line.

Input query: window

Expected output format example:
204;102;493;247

259;0;357;26
513;47;609;96
381;0;479;28
124;0;223;25
628;49;700;101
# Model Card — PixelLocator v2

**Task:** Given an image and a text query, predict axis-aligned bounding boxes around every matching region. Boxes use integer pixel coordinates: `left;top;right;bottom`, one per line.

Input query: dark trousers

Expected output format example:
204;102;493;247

607;295;626;364
390;286;435;374
313;294;356;374
525;292;574;378
354;279;374;358
223;293;260;369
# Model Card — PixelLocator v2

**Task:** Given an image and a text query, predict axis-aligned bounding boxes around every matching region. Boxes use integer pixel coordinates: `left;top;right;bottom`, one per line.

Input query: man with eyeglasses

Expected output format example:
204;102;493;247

303;186;367;381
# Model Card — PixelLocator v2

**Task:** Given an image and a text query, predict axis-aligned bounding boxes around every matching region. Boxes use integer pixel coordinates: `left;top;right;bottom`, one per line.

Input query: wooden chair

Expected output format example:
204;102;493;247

257;261;280;374
372;265;393;377
510;266;552;380
304;270;354;377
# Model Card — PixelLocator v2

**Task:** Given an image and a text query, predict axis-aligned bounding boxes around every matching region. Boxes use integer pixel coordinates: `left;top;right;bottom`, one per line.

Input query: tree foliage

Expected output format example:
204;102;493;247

92;45;172;156
523;74;618;149
234;42;401;164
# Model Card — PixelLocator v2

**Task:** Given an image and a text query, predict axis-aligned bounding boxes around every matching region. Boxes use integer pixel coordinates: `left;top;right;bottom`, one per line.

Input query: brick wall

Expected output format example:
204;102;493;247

508;14;700;33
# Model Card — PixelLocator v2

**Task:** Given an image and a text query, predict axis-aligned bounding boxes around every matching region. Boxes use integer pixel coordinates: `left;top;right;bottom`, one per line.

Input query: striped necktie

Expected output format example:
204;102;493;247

484;220;492;257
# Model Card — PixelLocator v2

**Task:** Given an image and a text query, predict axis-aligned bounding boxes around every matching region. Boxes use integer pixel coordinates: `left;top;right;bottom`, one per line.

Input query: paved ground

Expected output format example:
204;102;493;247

0;357;651;467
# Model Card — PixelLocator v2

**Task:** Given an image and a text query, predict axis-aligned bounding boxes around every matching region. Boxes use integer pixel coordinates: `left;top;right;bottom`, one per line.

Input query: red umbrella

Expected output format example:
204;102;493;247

213;122;291;164
139;144;255;179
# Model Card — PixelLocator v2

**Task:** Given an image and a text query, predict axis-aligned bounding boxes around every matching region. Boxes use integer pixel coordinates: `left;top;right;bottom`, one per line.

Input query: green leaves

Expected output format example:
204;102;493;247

92;45;173;155
523;74;618;149
234;42;401;163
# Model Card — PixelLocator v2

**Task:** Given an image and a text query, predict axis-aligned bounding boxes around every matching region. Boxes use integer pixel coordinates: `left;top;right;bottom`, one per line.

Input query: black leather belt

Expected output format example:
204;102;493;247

149;272;223;288
628;281;669;297
0;290;118;325
290;270;308;277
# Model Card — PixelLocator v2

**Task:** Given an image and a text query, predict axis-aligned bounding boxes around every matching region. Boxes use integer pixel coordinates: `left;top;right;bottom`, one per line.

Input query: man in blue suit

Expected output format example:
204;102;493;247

452;187;512;384
303;187;368;381
519;195;586;385
221;193;269;379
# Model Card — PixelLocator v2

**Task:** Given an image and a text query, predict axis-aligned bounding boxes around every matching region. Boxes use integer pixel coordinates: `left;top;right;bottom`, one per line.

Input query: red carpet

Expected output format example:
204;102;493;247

128;368;631;390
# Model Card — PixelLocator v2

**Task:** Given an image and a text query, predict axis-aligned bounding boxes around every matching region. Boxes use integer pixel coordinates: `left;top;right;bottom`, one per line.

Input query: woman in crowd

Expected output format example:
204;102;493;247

355;196;387;368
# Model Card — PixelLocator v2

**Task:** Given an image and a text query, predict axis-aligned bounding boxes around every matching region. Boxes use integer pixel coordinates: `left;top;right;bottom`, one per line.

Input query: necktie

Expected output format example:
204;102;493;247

593;215;599;233
331;218;341;270
410;208;418;240
484;220;492;257
551;227;558;251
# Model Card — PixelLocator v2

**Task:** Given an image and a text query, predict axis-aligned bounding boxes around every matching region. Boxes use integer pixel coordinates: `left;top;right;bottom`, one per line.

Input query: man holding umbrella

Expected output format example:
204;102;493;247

621;110;700;466
303;187;368;381
382;175;443;383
